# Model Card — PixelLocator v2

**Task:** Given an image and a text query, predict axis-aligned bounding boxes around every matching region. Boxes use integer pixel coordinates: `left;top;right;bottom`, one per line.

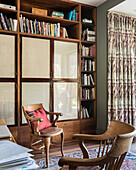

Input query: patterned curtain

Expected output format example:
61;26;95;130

108;11;136;128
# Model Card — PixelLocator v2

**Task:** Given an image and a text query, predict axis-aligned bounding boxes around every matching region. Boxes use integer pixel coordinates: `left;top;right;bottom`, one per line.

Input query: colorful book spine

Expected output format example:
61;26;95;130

0;13;7;30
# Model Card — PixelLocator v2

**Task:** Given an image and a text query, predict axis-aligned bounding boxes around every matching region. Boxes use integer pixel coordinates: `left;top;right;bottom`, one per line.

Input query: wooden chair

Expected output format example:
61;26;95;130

59;120;136;170
22;103;64;168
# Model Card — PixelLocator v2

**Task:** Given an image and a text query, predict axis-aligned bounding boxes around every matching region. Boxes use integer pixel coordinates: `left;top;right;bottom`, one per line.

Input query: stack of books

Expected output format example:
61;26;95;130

52;11;64;19
82;18;93;23
0;140;39;169
0;13;17;31
82;28;95;42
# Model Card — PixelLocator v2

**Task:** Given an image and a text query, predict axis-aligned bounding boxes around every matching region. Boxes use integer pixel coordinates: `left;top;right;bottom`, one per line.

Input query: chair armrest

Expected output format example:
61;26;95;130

73;134;108;141
59;154;112;167
46;111;63;127
47;111;63;116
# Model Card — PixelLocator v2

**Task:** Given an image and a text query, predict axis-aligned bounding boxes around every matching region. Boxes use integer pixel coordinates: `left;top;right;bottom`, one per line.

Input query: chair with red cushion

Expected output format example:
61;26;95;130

22;103;64;168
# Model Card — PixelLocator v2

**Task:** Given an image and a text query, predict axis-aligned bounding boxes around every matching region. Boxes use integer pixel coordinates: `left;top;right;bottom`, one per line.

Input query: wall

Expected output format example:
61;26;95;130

96;0;125;134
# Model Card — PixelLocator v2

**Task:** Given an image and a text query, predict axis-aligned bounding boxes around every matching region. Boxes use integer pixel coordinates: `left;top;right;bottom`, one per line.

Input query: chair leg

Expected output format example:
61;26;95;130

61;132;64;157
44;137;50;168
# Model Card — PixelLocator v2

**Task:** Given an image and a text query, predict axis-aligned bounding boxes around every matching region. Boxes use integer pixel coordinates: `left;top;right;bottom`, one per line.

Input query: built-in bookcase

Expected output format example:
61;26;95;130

0;0;96;144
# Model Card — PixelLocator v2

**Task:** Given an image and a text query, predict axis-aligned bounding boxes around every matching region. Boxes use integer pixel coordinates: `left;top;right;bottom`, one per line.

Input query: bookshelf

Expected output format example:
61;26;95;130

80;5;96;132
0;0;97;144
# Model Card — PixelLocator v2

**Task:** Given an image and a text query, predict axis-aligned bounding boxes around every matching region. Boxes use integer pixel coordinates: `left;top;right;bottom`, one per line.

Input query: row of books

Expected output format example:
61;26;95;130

68;9;79;21
81;45;95;57
81;58;95;71
81;74;94;85
0;13;17;31
81;106;90;118
81;87;95;100
19;15;68;38
81;103;94;119
82;28;95;42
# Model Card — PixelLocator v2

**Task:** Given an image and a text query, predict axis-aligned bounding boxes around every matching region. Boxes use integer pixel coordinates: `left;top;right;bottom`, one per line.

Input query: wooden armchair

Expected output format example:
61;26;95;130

22;103;64;168
59;120;136;170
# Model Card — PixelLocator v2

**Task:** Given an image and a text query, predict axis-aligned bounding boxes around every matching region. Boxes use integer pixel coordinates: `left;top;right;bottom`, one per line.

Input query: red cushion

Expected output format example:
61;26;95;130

26;108;51;131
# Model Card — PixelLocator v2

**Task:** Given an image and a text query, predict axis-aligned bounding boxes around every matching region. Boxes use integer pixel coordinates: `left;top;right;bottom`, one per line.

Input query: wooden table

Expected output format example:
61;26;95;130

0;119;16;143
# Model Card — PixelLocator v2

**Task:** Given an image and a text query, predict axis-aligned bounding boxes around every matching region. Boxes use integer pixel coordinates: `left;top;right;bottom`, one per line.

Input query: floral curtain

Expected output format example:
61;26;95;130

108;11;136;128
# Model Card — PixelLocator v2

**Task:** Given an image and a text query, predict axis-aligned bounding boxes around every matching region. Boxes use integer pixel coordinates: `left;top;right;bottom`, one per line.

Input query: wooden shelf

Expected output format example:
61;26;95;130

81;85;95;87
81;56;96;59
20;11;79;27
81;40;95;44
81;99;96;102
81;71;95;73
19;32;79;42
0;7;17;13
82;22;95;27
0;30;18;35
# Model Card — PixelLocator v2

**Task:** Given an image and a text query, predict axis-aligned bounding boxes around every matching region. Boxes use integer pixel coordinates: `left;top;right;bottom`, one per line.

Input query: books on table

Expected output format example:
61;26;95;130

0;140;39;169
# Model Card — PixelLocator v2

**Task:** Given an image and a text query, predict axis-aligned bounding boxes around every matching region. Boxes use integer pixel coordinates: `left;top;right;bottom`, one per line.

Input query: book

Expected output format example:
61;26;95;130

72;9;76;21
9;18;14;31
68;11;73;20
19;14;23;32
0;22;2;30
13;19;17;31
4;15;11;31
0;13;7;30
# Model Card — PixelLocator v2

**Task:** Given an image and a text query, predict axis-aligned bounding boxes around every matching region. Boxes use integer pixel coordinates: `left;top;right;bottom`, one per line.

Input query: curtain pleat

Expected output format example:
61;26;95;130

108;12;136;128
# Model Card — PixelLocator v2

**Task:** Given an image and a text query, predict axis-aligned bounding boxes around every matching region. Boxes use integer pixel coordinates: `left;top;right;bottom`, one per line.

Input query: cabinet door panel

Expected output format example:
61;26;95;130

22;37;50;78
22;83;50;123
0;83;15;125
54;82;78;120
54;41;78;79
0;34;15;78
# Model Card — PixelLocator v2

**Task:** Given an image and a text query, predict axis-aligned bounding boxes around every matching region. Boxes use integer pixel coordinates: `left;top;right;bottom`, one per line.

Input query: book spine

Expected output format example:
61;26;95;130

9;18;14;31
0;13;7;30
13;19;17;31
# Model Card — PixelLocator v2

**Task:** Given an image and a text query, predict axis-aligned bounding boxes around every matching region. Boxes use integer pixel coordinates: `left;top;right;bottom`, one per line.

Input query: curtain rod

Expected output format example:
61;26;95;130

108;10;136;19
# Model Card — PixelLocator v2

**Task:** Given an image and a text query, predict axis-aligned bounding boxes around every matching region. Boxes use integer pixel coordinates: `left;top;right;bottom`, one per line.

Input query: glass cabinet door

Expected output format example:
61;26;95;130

54;41;78;79
0;34;15;125
0;83;15;125
22;37;50;78
0;34;15;78
54;41;78;120
22;83;50;123
54;82;78;120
